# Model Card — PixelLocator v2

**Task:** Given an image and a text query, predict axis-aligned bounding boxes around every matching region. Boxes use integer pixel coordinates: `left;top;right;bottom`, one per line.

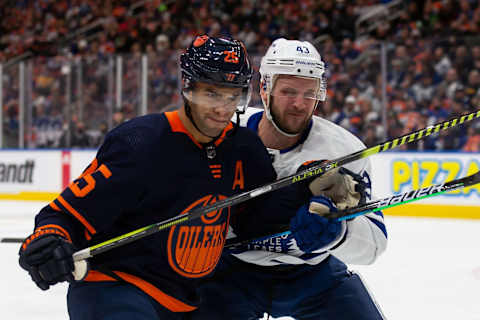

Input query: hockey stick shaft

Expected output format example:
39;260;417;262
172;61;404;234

225;171;480;248
3;111;479;258
327;171;480;220
0;237;24;243
71;110;479;261
7;171;478;248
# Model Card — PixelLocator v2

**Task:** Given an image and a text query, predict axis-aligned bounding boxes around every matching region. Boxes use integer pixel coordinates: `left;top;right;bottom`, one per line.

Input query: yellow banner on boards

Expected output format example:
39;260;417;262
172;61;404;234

384;203;480;219
0;192;58;202
392;159;480;196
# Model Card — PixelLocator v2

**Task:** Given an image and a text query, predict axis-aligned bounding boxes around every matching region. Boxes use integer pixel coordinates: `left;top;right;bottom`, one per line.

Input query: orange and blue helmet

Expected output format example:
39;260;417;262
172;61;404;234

180;35;253;90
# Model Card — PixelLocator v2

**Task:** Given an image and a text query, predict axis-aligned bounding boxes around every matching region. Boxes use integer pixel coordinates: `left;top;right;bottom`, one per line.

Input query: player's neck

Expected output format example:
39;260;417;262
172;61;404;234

178;107;214;144
258;114;301;150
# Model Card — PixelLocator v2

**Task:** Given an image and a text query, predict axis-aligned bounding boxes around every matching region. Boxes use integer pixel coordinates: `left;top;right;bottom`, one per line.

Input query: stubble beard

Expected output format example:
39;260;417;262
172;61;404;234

270;105;312;135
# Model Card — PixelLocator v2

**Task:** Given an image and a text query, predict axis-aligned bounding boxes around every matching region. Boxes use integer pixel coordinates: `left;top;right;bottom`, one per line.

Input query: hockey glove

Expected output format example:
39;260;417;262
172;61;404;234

19;227;76;290
290;196;342;253
297;160;367;210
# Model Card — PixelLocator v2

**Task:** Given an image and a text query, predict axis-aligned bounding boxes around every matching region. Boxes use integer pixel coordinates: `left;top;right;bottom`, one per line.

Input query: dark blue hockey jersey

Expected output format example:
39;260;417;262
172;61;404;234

33;111;282;312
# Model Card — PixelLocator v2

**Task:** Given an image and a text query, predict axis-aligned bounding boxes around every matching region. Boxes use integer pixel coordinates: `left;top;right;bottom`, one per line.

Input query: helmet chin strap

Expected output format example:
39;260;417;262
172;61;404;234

227;111;241;138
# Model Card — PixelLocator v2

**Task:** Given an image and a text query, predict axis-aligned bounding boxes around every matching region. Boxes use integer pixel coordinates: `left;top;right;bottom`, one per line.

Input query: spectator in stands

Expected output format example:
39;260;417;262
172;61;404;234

363;124;380;148
438;68;463;100
155;34;170;53
389;58;407;88
113;110;125;128
67;121;91;148
465;70;480;102
1;0;480;151
453;85;470;109
411;73;435;104
453;45;473;82
463;124;480;152
432;46;452;78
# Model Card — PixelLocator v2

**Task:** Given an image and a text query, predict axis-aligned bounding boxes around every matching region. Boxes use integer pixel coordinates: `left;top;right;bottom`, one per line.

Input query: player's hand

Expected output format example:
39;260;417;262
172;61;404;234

297;160;367;210
19;227;76;290
290;196;343;253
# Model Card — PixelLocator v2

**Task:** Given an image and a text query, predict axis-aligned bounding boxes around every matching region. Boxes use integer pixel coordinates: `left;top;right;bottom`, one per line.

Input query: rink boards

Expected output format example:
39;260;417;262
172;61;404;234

0;150;479;219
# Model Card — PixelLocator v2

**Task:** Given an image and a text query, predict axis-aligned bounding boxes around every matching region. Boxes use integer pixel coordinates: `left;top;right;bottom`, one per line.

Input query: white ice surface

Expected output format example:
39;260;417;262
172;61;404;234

1;201;480;319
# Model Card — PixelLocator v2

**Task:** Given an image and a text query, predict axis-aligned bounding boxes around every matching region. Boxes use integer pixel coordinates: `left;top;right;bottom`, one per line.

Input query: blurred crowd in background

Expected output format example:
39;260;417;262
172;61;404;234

1;0;480;152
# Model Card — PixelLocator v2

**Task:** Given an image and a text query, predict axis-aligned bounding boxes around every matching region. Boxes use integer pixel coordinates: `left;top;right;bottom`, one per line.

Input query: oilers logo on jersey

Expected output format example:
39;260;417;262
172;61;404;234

167;194;230;278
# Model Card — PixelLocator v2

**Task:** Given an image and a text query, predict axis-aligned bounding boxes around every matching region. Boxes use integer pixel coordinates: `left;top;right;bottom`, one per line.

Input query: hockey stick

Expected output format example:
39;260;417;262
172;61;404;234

2;111;480;260
0;237;24;243
225;171;480;249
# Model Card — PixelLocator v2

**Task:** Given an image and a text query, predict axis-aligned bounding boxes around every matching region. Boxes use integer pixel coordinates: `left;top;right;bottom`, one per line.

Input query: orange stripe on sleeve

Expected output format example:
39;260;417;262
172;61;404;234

56;196;97;235
50;200;92;241
84;270;117;282
21;225;74;250
50;201;61;211
36;224;72;242
98;164;112;178
79;159;99;179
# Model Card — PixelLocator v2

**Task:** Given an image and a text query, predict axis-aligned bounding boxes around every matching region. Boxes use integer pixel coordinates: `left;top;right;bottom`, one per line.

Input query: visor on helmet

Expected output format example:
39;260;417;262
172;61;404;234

183;83;251;113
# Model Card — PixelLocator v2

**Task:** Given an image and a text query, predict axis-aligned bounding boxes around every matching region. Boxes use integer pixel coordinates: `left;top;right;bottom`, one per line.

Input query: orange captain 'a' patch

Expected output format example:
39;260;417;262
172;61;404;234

232;160;244;190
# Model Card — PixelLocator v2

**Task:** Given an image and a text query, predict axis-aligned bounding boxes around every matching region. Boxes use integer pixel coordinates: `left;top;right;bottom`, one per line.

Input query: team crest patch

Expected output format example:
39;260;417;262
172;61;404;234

167;195;230;278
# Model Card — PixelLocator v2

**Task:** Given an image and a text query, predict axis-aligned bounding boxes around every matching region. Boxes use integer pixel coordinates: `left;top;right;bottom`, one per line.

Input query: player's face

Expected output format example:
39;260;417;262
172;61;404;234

187;82;242;137
268;75;319;135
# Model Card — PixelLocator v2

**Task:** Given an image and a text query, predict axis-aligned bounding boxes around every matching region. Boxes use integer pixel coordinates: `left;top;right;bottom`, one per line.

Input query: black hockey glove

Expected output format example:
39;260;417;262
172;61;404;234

19;227;75;290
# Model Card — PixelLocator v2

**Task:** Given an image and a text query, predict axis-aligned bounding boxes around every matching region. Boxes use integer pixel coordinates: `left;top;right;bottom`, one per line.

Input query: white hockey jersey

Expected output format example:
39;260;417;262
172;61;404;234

228;108;387;267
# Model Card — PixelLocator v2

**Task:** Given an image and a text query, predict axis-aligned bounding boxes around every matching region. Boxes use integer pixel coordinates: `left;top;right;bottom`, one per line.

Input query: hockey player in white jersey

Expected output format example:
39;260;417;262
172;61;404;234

191;39;387;319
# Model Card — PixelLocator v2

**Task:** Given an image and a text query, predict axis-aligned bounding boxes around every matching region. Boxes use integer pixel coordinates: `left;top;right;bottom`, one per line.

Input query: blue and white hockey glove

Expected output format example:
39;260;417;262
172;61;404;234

297;160;367;210
290;195;343;253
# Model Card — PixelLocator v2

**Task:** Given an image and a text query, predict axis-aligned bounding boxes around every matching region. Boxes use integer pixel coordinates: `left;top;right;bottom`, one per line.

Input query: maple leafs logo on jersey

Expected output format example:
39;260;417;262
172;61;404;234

226;233;303;256
167;195;230;278
247;233;301;254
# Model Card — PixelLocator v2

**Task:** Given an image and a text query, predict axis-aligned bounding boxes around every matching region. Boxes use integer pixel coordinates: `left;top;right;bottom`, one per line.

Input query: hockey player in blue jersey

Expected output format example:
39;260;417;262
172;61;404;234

192;39;388;319
17;35;296;320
